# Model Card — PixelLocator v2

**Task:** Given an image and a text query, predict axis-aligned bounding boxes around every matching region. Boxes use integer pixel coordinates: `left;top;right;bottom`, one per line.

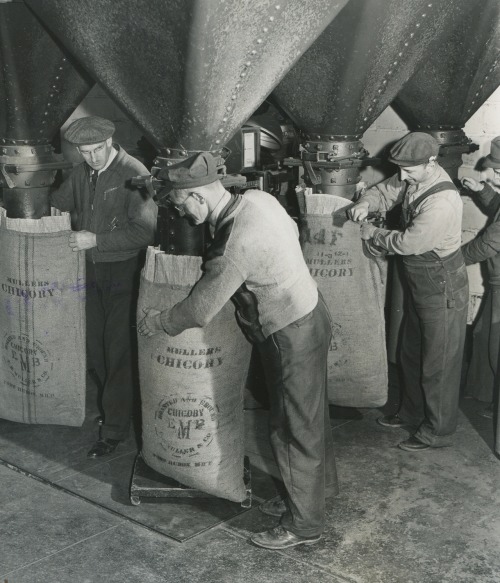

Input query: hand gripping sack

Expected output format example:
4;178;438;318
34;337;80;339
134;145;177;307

298;191;388;408
137;248;252;502
0;209;86;425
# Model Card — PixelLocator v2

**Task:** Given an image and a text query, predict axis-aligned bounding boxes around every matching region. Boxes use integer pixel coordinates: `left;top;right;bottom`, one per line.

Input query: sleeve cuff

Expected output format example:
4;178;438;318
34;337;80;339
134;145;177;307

160;310;173;335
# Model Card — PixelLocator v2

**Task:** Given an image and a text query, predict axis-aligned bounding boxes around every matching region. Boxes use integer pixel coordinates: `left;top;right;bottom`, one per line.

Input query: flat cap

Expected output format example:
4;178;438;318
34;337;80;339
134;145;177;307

163;152;221;191
484;136;500;169
64;116;115;145
389;132;440;167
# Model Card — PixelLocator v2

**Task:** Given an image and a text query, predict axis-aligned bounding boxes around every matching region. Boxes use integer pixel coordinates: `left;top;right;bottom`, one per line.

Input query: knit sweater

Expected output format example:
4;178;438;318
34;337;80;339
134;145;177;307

50;145;157;262
161;190;318;338
461;183;500;285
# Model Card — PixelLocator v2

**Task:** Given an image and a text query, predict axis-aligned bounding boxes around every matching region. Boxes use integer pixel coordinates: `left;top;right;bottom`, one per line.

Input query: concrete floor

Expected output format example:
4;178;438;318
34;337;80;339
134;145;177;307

1;369;500;583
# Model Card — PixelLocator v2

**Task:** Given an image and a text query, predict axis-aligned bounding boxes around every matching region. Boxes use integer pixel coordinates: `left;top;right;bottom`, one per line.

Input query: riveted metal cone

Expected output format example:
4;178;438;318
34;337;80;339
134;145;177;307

25;0;350;153
395;0;500;129
0;1;93;144
272;0;476;138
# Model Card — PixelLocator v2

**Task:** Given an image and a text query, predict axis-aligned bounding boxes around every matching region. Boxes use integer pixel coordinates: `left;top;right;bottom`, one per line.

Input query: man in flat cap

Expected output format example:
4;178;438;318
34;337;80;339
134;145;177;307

137;151;338;550
51;116;157;458
349;131;468;451
461;137;500;424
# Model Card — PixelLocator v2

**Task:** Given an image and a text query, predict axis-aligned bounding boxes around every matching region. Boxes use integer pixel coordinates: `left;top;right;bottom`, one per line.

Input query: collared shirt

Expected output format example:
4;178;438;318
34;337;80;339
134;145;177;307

97;146;118;175
358;166;462;257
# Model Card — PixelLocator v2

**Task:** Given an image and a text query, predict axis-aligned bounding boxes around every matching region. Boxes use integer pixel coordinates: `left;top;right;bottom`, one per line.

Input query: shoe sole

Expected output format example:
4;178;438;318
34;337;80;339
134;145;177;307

398;444;431;452
251;537;321;550
377;418;406;429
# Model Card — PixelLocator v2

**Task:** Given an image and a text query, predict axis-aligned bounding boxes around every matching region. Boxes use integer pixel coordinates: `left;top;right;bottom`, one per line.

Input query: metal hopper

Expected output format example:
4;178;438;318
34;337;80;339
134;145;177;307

272;0;477;198
0;0;93;218
394;0;500;179
25;0;351;154
25;0;350;252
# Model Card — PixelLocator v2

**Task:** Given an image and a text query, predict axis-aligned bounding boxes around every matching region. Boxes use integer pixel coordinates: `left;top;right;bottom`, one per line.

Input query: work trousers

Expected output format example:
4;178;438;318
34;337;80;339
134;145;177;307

398;249;468;447
86;256;142;441
256;295;338;538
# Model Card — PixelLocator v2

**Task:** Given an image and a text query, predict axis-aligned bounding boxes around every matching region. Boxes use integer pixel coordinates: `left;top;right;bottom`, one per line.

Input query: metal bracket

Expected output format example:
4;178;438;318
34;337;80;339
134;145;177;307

303;161;321;185
285;156;380;171
0;166;15;188
4;161;74;174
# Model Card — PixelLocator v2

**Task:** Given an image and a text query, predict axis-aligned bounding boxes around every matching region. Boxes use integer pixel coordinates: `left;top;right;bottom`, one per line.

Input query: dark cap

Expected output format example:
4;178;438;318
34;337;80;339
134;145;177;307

484;136;500;169
163;152;221;191
64;116;115;145
388;132;440;167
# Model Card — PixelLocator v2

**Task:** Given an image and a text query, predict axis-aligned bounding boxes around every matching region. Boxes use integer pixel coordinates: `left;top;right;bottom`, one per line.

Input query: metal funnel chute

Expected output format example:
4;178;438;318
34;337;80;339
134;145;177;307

0;0;93;217
25;0;350;154
272;0;476;197
25;0;351;254
394;0;500;178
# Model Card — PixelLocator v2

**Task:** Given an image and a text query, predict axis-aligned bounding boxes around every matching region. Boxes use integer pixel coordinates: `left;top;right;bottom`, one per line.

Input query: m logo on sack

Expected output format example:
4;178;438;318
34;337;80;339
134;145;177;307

3;333;52;387
154;394;220;466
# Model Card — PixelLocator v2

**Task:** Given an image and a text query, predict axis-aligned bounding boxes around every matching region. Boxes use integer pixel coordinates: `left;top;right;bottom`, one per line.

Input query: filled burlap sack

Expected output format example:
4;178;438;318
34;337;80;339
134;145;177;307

138;248;251;502
0;209;85;425
298;190;388;408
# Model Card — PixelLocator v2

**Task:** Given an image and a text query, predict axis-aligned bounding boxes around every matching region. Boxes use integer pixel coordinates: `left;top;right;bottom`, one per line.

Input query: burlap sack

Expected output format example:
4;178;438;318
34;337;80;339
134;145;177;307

138;248;252;502
298;191;388;408
0;209;86;425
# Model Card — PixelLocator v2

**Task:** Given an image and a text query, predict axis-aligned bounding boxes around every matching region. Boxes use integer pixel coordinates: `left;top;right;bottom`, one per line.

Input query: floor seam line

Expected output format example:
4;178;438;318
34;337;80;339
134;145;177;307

0;457;183;542
1;524;120;578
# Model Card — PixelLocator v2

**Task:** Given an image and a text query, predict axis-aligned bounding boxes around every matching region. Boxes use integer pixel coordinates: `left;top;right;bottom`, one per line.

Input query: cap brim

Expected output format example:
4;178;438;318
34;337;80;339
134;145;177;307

483;156;500;169
388;157;423;167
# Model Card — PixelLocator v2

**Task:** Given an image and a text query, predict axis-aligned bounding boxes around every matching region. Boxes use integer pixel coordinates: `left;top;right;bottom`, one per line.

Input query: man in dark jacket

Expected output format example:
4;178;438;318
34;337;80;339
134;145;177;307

138;151;338;550
462;136;500;424
51;116;157;458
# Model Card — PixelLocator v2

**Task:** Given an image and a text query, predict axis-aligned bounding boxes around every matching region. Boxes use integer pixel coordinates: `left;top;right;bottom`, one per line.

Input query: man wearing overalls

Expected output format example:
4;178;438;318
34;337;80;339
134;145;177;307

349;132;468;451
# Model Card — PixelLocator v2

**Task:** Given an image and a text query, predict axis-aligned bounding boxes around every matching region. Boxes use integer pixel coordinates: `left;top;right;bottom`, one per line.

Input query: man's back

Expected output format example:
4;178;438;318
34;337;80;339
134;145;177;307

212;190;318;337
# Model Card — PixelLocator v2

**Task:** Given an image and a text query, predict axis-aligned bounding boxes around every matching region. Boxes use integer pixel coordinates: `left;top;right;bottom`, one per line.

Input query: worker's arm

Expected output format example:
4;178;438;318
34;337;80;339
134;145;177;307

462;179;500;217
349;173;404;221
138;253;246;337
462;219;500;265
96;189;157;252
369;195;456;255
50;174;76;212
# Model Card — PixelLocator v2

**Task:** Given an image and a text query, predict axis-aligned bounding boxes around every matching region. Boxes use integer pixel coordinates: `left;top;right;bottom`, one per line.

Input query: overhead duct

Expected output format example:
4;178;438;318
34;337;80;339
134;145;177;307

0;0;93;218
394;0;500;180
272;0;477;198
25;0;351;253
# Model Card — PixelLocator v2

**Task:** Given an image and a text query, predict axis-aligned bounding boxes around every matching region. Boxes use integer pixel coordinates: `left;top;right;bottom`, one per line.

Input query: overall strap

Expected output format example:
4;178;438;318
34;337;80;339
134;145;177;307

407;181;457;214
402;181;457;227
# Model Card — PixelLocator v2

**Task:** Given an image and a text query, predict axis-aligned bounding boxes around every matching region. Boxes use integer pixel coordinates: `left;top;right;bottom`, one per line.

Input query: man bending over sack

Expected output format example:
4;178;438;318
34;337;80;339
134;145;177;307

138;151;338;550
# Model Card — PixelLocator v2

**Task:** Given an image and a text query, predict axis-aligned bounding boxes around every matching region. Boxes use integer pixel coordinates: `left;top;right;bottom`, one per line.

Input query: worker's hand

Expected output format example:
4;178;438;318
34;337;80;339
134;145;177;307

461;177;484;192
348;201;370;222
137;308;163;338
360;222;377;240
69;231;97;251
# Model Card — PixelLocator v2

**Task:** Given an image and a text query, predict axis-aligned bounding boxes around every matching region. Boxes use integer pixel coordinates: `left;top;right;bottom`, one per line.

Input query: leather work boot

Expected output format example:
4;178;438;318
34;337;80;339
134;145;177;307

398;435;430;452
87;438;120;458
259;497;287;517
377;414;406;428
250;526;321;550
